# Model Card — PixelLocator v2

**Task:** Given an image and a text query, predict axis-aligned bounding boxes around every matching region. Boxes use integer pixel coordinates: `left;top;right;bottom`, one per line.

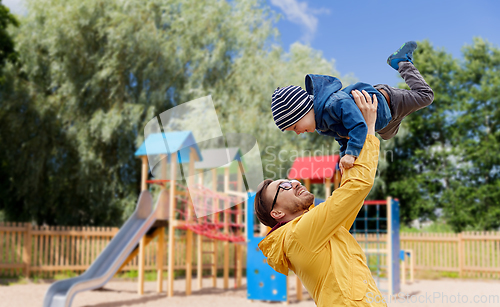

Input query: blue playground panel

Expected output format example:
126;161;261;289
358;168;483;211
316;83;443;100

246;194;287;302
247;238;287;301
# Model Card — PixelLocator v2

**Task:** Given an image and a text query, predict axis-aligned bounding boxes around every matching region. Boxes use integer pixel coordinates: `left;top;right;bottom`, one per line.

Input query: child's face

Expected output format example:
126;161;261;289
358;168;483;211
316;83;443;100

284;109;316;135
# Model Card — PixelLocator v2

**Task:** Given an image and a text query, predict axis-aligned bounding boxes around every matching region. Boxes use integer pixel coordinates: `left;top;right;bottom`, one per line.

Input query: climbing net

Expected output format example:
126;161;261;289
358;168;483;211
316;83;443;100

147;179;246;242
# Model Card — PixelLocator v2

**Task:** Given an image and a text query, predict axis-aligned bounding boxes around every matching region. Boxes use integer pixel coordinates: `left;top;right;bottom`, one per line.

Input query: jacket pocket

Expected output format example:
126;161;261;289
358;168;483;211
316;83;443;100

347;256;369;301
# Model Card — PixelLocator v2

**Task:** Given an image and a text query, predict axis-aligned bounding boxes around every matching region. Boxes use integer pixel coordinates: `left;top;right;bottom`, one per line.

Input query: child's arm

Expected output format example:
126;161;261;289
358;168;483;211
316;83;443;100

340;99;368;158
337;137;348;157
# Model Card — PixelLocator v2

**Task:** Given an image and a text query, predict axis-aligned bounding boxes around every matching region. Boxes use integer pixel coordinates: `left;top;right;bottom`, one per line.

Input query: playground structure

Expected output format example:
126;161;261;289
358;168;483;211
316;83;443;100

43;131;248;307
131;133;247;296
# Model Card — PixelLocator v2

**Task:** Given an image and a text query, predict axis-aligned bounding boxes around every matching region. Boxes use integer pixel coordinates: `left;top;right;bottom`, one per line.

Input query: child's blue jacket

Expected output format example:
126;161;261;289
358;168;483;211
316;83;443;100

305;74;392;157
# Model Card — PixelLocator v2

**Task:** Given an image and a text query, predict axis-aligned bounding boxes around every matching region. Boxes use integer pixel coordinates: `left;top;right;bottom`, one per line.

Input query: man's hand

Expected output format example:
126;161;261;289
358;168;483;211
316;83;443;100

339;154;356;175
351;89;378;135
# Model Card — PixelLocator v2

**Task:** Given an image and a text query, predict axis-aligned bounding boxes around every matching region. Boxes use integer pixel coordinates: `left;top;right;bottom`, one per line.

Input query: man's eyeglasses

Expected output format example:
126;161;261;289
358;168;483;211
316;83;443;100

271;180;300;211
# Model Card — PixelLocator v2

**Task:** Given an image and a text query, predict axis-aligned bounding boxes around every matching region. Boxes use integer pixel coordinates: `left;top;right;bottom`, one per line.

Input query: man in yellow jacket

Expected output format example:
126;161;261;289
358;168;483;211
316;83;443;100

255;89;386;306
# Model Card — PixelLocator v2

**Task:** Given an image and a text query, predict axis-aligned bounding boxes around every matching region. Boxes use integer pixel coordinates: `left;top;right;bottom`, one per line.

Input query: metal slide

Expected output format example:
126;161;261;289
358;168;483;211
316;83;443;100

43;189;169;307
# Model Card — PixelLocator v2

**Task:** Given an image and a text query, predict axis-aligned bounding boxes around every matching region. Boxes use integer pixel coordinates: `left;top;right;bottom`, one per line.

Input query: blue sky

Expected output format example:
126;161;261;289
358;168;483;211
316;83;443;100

268;0;500;86
5;0;500;87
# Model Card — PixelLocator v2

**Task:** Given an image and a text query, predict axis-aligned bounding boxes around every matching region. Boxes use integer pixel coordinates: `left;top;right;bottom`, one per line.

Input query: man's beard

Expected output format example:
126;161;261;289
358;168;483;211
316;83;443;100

291;192;315;213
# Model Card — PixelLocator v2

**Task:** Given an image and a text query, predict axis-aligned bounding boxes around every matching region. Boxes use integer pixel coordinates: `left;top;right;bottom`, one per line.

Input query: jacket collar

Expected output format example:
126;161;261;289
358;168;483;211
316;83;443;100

265;203;316;237
266;220;291;237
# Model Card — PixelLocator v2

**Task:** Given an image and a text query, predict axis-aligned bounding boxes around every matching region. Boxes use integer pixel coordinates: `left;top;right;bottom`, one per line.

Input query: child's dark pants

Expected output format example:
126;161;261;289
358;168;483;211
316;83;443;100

374;62;434;140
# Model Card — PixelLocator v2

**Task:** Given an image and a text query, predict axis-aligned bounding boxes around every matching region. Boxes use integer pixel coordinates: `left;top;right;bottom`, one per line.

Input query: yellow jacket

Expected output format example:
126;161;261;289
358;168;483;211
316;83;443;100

258;135;386;306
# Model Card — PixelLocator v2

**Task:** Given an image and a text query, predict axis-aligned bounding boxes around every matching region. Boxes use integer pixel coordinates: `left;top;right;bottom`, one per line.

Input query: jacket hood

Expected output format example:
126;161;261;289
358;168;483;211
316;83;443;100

305;74;343;103
305;74;343;129
258;225;290;275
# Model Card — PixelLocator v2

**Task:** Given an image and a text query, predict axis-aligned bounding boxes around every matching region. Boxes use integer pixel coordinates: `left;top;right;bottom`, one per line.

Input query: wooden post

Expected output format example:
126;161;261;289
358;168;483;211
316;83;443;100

186;230;193;295
137;156;148;295
458;232;464;278
223;167;230;289
236;167;243;287
197;170;204;289
167;152;177;297
223;201;229;289
325;177;331;199
138;235;146;295
156;228;165;292
197;234;203;289
141;156;148;191
239;160;249;243
212;168;218;193
296;275;303;301
286;275;290;305
212;169;218;288
212;239;218;288
224;167;230;193
23;223;31;278
409;249;415;283
185;150;195;295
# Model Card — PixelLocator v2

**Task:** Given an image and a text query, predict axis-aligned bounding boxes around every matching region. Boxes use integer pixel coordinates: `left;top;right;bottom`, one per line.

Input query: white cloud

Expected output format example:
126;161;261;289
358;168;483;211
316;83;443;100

3;0;27;16
270;0;329;43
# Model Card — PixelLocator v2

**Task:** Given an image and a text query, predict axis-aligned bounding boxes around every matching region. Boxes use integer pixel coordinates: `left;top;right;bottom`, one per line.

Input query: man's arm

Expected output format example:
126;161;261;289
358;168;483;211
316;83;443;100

292;90;379;252
341;90;378;230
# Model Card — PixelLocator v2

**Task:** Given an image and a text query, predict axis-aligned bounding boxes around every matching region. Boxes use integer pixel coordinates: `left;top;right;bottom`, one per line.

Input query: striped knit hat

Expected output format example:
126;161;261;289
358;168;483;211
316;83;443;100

271;85;313;131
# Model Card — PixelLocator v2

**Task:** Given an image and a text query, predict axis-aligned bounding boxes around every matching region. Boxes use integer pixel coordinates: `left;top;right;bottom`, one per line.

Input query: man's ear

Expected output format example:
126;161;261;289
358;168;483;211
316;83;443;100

270;209;285;220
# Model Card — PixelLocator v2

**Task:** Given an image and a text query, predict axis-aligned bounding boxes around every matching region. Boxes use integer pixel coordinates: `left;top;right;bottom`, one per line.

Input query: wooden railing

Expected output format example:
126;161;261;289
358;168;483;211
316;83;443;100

0;222;245;278
2;222;499;279
354;232;500;279
400;232;500;278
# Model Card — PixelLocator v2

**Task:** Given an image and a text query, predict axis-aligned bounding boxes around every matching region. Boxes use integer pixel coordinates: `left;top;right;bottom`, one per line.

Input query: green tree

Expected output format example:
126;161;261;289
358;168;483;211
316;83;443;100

0;0;278;225
0;0;19;76
1;0;345;225
441;38;500;231
382;39;500;231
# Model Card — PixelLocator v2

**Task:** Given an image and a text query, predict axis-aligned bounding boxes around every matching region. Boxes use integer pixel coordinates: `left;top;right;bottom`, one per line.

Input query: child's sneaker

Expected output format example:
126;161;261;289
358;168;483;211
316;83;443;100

387;41;417;70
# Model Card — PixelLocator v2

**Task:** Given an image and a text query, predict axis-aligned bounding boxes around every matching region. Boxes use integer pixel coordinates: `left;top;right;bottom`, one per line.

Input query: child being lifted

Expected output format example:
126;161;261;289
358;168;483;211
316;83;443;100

271;41;434;173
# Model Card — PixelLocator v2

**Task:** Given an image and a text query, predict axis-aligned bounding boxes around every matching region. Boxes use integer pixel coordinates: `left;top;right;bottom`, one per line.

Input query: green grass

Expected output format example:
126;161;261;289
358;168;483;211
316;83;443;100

113;268;247;282
0;273;30;286
53;270;78;280
415;269;460;280
114;269;183;281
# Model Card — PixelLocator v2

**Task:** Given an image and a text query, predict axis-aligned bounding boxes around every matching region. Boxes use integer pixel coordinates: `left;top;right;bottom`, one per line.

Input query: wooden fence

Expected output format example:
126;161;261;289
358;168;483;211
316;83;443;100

2;222;500;279
400;232;500;278
0;222;245;278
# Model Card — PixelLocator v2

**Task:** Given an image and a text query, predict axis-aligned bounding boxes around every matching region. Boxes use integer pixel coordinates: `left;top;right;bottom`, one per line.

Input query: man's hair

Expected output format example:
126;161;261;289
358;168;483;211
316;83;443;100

254;179;278;228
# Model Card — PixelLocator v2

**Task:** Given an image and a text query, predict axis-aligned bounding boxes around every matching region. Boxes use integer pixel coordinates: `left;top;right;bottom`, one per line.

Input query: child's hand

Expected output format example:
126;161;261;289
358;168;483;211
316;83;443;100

339;154;356;175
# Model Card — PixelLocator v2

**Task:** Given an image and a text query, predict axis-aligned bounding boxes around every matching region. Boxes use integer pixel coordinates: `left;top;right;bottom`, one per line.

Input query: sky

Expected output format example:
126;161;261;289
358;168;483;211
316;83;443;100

4;0;500;87
267;0;500;86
